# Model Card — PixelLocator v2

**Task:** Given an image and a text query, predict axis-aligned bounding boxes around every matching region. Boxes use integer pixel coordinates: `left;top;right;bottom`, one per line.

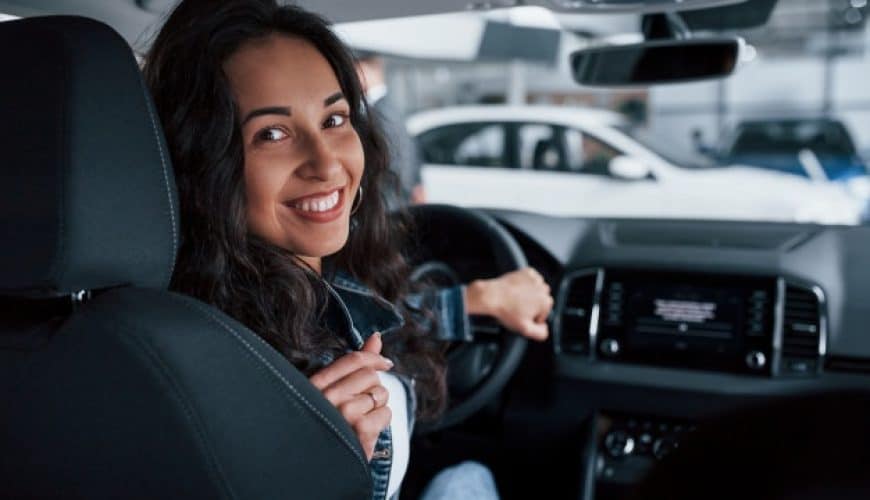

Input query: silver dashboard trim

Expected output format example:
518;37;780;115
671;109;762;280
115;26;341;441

778;278;828;376
553;267;602;356
813;285;829;361
589;268;606;361
771;277;785;375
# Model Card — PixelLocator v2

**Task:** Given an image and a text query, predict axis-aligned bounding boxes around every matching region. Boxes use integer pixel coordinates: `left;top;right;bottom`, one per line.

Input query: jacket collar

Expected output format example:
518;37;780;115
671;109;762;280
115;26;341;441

326;271;405;349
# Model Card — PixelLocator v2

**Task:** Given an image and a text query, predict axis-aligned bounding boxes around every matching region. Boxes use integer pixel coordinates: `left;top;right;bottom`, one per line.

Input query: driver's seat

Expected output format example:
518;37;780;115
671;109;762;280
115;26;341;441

0;16;370;499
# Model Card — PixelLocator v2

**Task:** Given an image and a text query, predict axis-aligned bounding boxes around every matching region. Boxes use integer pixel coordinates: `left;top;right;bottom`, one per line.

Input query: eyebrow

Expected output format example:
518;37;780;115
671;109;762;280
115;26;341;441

324;92;345;106
241;106;291;126
240;92;347;126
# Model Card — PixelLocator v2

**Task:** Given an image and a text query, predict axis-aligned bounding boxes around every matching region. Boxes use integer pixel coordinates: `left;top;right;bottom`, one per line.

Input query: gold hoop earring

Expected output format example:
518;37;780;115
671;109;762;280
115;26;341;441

350;186;363;215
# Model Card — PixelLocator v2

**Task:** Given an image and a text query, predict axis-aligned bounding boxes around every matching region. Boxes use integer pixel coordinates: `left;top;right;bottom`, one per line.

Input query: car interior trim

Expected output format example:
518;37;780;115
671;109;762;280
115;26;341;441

771;277;786;375
589;268;605;362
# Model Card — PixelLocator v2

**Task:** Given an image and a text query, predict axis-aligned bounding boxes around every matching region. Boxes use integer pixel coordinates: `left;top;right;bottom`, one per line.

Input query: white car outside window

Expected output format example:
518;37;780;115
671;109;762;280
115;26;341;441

407;105;865;225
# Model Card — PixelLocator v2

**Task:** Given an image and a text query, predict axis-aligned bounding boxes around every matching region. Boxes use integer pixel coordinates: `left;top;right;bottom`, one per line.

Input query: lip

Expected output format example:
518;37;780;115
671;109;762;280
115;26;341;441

283;188;346;223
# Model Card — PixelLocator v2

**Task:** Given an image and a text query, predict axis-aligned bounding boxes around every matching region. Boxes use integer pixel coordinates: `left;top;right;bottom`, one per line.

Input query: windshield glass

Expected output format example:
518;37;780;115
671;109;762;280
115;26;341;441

614;125;709;169
339;0;870;225
726;120;857;157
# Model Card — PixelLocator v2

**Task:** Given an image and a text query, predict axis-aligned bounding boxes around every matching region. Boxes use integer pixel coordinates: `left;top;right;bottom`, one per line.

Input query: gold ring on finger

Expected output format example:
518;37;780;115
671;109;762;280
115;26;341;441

366;391;379;409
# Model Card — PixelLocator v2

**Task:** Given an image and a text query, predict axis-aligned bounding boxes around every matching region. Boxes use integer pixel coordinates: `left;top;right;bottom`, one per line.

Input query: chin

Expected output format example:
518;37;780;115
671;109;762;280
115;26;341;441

293;232;350;259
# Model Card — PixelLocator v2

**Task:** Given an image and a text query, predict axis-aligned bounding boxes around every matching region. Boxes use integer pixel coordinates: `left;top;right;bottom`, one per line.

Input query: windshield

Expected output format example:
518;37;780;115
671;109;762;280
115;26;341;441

340;0;870;225
726;120;858;157
615;125;709;169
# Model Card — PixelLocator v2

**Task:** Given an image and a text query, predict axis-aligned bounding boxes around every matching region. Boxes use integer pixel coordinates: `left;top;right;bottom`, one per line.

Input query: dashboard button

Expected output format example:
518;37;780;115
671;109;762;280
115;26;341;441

600;338;620;357
745;350;767;370
604;430;635;458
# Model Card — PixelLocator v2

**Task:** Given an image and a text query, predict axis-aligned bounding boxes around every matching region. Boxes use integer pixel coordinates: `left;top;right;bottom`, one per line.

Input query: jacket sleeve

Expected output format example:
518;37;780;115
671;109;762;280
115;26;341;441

404;285;473;342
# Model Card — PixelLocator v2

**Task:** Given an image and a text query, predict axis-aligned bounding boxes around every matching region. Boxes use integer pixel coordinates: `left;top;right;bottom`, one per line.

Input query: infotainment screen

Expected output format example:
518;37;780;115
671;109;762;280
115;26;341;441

597;270;777;373
628;283;742;340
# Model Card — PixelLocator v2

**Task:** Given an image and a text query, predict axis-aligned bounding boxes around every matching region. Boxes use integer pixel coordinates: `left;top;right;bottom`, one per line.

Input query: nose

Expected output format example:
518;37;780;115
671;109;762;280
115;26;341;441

295;129;342;181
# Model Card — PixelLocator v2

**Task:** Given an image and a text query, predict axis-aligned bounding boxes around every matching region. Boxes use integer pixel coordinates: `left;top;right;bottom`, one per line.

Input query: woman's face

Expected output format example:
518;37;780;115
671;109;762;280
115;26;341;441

224;35;364;270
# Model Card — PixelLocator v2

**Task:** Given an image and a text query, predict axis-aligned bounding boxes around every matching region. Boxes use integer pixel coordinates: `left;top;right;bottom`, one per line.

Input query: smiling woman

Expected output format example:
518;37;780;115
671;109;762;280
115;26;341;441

223;34;365;269
143;0;412;392
143;2;447;498
140;1;553;499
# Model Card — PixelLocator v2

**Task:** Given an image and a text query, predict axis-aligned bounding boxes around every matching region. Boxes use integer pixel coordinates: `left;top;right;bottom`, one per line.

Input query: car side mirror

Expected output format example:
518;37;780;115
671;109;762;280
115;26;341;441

609;155;652;180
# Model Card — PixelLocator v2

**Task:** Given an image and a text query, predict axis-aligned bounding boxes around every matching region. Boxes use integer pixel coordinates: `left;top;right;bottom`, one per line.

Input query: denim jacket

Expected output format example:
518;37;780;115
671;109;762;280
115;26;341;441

326;272;472;500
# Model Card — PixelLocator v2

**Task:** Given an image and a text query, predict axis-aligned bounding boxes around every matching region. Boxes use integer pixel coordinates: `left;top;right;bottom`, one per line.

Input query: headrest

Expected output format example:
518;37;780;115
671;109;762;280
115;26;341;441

0;16;178;296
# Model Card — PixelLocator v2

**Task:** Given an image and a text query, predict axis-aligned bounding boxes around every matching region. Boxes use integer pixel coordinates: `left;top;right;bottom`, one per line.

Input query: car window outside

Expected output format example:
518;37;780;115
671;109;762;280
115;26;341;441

516;123;624;176
563;128;622;176
419;122;509;167
729;120;858;157
518;123;560;170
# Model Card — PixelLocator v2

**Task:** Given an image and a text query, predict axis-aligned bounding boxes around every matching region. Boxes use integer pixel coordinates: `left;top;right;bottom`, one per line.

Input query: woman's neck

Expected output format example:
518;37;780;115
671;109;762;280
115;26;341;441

297;255;322;275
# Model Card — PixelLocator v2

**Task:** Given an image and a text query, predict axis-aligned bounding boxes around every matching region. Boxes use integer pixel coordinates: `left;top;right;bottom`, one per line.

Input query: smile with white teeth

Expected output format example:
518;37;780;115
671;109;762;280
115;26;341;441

293;190;340;213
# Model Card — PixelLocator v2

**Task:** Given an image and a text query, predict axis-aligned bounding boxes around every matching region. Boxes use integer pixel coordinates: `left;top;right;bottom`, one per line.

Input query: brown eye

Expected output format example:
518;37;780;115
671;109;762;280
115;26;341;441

256;127;288;142
323;113;348;129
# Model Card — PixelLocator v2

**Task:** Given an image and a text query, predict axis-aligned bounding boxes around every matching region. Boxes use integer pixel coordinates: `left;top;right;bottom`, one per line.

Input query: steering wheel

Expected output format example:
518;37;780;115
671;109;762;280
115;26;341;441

404;204;528;433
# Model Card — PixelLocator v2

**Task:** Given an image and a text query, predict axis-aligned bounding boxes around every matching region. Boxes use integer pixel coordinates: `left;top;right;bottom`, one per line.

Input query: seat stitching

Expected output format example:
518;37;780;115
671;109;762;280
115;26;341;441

119;329;237;500
141;85;178;282
179;298;370;471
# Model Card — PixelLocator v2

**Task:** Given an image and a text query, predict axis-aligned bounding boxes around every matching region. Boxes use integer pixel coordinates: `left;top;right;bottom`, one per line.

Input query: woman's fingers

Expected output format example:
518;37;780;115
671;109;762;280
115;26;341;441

321;367;385;405
521;319;549;341
361;331;382;354
355;405;393;461
308;336;395;461
309;349;392;390
525;266;545;284
338;384;390;421
474;267;554;342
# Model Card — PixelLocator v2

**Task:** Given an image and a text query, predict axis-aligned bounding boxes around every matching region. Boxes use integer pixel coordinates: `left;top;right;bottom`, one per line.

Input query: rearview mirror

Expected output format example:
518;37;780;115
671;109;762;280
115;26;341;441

609;156;652;180
571;37;739;86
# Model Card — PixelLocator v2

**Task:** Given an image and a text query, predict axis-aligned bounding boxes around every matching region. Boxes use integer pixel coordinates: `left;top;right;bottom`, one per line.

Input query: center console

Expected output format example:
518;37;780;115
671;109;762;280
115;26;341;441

589;412;696;500
556;267;829;499
555;268;826;378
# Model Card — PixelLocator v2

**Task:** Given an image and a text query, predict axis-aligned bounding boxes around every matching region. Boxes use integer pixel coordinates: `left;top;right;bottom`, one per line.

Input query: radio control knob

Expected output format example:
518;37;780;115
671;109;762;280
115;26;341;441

604;430;635;458
745;350;767;370
601;338;621;357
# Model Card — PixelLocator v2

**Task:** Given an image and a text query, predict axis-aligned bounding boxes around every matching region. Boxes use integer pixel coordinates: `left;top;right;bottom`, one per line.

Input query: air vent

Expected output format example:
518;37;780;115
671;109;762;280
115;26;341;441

555;270;601;356
778;284;824;376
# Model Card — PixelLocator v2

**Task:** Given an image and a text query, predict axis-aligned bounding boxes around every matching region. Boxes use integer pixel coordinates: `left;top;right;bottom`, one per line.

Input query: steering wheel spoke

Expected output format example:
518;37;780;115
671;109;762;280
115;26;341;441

470;315;502;339
404;204;528;433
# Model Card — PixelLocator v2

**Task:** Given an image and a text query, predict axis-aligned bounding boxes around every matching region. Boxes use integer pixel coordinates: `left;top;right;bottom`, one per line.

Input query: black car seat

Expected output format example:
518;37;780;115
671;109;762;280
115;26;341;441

0;16;370;499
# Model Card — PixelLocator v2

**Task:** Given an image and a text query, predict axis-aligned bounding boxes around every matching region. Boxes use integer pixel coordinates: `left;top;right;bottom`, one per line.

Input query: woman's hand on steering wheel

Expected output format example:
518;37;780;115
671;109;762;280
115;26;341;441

309;333;393;461
464;267;554;342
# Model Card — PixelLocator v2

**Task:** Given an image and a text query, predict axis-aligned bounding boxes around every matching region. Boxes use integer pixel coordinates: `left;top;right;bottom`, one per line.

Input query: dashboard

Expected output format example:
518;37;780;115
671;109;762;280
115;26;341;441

483;210;870;499
555;268;817;377
492;210;870;368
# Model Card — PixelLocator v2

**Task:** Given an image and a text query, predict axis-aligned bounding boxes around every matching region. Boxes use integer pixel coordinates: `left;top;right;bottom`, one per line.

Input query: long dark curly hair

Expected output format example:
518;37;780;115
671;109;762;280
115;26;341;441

143;0;446;419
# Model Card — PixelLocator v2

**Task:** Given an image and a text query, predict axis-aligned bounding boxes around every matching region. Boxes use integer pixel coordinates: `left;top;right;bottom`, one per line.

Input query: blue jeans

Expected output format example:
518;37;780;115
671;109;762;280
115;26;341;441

419;461;500;500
